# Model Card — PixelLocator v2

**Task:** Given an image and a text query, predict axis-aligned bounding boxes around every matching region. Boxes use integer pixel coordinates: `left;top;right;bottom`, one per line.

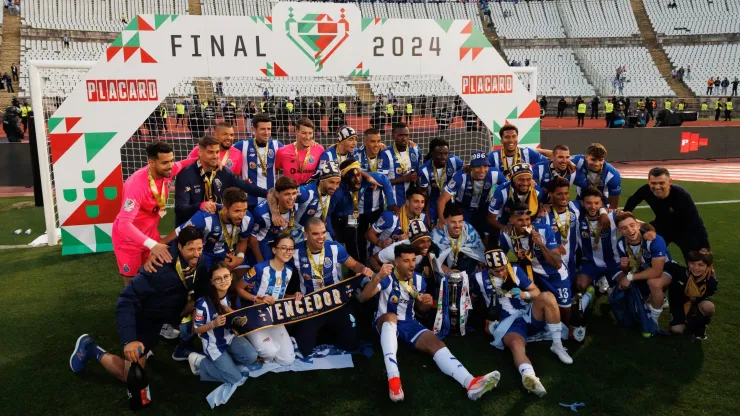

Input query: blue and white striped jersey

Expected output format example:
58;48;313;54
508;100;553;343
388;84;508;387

616;235;668;272
177;209;253;264
291;241;349;294
571;155;622;206
445;167;505;220
487;147;546;176
245;260;294;301
355;148;387;213
380;145;422;206
234;139;283;206
499;223;569;281
194;295;241;361
319;146;357;167
577;211;621;268
418;155;464;223
375;272;426;322
534;201;581;271
488;182;545;224
532;161;588;197
471;265;532;317
370;209;426;253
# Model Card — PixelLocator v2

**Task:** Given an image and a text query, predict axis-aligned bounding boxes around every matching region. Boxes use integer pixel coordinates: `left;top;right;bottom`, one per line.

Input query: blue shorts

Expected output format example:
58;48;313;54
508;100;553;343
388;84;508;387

534;274;573;307
579;262;621;285
376;319;429;347
506;316;546;340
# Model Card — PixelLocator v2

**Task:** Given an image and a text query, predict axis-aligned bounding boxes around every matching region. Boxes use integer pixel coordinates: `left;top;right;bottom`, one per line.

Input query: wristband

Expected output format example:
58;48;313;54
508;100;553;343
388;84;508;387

598;208;608;215
236;252;245;259
521;291;531;300
626;272;634;282
143;238;158;250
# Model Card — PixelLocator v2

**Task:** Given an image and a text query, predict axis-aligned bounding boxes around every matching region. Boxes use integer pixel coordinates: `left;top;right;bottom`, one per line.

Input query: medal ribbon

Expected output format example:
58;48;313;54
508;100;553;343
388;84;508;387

219;209;239;253
393;143;409;173
253;140;268;177
220;149;230;169
433;165;446;190
501;147;522;175
397;272;420;299
552;207;570;239
588;165;604;190
352;191;359;217
296;143;313;174
307;247;326;284
398;204;418;236
175;258;197;291
318;188;330;221
587;217;601;250
367;153;378;172
448;226;465;265
148;169;167;209
510;232;534;280
626;241;643;273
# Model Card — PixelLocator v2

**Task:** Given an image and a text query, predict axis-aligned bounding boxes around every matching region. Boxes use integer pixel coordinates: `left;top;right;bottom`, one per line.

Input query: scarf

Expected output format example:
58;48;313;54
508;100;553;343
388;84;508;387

398;204;418;236
500;147;522;175
684;267;713;316
507;184;539;218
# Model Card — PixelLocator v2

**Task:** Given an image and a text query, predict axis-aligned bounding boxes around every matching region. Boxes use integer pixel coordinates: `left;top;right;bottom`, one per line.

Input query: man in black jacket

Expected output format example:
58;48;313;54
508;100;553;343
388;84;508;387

174;136;267;226
623;167;709;262
69;226;205;381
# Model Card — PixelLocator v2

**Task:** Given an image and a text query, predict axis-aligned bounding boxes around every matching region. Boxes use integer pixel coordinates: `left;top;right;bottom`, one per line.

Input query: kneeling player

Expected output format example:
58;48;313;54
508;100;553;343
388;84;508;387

473;249;572;397
359;244;500;402
665;249;717;340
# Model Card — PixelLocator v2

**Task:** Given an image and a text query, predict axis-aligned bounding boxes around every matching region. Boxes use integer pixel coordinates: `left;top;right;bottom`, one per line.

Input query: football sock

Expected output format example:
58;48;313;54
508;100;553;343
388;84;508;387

86;341;107;361
581;292;592;311
547;323;563;347
433;347;473;389
380;322;400;379
648;304;663;324
518;363;535;377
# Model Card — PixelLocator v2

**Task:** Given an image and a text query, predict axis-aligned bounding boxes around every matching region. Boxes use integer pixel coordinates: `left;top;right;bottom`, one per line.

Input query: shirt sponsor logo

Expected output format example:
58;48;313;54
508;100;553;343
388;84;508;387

461;75;513;95
86;79;159;102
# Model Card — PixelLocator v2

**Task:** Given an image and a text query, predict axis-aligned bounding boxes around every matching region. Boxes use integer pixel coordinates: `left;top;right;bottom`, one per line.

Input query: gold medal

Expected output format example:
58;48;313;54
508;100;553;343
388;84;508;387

393;143;409;173
254;140;269;177
219;208;239;252
307;247;325;283
397;274;419;299
148;169;167;210
587;218;601;250
552;207;570;239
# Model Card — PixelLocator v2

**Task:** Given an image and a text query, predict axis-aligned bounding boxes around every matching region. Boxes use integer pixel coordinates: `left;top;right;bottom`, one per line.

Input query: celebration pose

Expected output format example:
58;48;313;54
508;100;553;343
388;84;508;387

472;250;572;397
366;187;426;255
250;176;300;262
359;244;501;402
275;117;324;184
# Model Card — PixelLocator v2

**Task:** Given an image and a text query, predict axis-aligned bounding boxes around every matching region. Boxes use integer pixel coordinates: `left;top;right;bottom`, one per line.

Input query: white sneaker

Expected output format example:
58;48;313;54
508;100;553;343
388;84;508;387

522;373;547;397
572;326;586;343
550;344;574;364
595;276;609;294
160;323;180;340
188;352;205;376
466;371;501;401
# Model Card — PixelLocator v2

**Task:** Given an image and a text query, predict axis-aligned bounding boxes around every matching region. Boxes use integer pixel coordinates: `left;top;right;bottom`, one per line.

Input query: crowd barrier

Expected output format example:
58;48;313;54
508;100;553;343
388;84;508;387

0;143;33;186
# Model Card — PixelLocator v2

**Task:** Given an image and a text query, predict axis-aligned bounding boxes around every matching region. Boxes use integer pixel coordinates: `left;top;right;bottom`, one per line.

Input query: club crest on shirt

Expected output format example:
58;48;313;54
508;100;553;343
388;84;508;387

582;231;590;239
226;160;233;168
215;178;223;190
447;168;455;176
376;217;385;227
390;295;399;304
249;162;257;169
301;257;308;262
307;155;315;164
268;149;275;158
395;167;403;175
123;198;135;212
410;152;417;162
484;182;492;189
303;273;312;281
307;209;316;215
123;264;130;273
185;186;191;192
324;257;333;268
448;179;455;189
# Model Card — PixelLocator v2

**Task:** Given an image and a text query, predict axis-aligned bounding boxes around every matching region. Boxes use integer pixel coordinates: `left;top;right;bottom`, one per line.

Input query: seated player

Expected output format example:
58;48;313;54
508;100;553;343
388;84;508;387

70;227;205;382
532;144;586;201
499;203;571;320
236;234;298;365
331;158;396;265
159;187;252;271
488;163;546;247
359;244;501;402
249;176;299;263
418;138;464;226
431;203;486;277
186;262;259;383
472;249;572;397
366;186;426;256
664;249;718;340
614;211;671;333
289;217;374;357
572;143;622;209
438;151;505;240
487;124;548;177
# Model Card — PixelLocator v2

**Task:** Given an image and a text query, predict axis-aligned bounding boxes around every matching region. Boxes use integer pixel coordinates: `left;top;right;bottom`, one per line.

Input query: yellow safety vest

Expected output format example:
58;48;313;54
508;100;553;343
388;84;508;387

338;103;347;113
260;102;265;111
406;104;413;114
678;103;685;111
231;102;236;108
21;106;30;117
160;107;167;118
605;102;614;113
727;102;734;111
664;101;671;110
577;103;587;114
202;102;208;109
701;103;708;111
715;101;721;109
176;104;185;115
638;100;644;108
386;104;394;115
286;102;294;113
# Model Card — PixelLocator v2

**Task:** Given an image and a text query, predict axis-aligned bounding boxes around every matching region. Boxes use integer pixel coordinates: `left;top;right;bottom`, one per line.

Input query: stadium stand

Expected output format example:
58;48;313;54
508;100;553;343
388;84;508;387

220;76;357;98
559;0;640;38
489;0;566;39
664;44;740;96
642;0;740;36
505;47;596;97
581;46;674;96
20;0;189;32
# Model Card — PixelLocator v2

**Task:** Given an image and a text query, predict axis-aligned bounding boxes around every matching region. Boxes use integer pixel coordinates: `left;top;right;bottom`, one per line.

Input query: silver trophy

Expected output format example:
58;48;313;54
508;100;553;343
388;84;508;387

448;270;463;336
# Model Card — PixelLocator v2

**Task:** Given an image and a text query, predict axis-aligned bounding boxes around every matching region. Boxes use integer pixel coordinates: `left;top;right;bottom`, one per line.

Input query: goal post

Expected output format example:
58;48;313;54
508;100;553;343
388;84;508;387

31;2;540;255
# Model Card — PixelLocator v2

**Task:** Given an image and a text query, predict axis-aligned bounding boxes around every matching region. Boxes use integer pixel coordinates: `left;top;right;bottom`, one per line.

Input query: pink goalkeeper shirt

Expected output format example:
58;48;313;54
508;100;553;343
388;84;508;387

275;142;324;185
188;146;243;176
111;158;195;250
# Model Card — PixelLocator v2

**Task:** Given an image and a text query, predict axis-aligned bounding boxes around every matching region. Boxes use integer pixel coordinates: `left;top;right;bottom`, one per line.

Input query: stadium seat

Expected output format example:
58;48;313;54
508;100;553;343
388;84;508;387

580;46;674;97
642;0;740;36
505;47;596;97
664;44;740;96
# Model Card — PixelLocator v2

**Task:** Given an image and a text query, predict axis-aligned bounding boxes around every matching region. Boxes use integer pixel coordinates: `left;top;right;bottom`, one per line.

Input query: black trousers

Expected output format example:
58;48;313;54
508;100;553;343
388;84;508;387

332;214;360;267
556;109;564;118
577;113;585;126
715;109;721;121
590;107;598;118
289;305;358;357
357;209;383;265
658;227;710;264
725;110;732;121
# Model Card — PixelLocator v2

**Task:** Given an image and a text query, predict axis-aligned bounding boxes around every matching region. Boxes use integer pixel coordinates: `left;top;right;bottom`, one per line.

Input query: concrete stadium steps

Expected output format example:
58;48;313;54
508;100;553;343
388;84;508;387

478;7;507;63
188;0;202;15
194;78;214;103
630;0;694;97
351;77;375;105
0;8;20;109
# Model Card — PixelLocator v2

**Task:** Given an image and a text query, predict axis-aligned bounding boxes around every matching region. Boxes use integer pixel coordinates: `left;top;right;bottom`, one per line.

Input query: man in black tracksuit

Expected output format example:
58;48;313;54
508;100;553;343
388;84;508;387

623;167;709;262
174;136;267;226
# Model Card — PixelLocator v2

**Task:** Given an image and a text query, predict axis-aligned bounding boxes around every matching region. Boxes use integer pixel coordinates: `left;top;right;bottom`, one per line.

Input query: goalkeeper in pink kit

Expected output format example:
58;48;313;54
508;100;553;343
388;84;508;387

112;141;196;285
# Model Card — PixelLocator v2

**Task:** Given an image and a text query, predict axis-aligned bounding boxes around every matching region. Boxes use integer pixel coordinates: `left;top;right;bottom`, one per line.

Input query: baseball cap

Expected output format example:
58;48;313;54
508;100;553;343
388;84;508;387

469;151;490;168
408;219;431;243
